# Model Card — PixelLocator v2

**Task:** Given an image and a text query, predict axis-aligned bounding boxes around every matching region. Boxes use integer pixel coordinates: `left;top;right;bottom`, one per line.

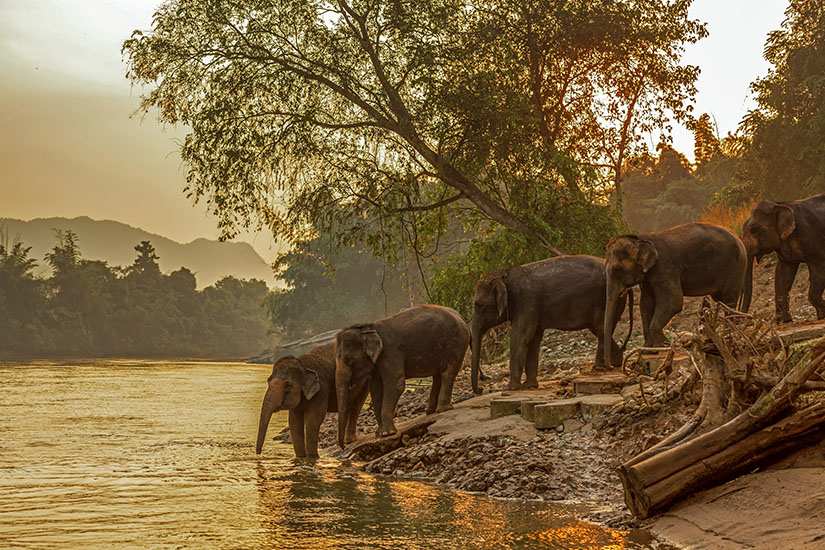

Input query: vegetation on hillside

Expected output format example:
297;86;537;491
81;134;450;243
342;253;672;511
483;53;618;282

0;231;271;358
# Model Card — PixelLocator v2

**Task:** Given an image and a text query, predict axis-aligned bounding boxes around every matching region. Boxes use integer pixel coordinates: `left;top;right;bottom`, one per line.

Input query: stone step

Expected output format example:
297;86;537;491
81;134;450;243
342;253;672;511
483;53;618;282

572;373;628;396
520;399;553;422
534;398;582;429
580;394;624;420
489;397;525;419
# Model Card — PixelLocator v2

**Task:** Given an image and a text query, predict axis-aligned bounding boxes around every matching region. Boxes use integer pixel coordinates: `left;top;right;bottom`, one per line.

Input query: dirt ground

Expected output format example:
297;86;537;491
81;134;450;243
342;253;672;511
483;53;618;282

273;257;825;548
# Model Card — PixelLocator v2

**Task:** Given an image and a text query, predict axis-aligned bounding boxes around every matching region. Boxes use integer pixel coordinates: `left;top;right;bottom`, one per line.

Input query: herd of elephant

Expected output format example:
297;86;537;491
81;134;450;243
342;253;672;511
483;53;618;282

256;193;825;458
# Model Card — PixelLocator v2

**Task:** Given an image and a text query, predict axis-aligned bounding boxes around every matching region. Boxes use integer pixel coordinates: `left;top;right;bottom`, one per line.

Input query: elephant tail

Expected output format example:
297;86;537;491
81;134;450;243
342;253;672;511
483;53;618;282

620;288;634;352
738;256;754;312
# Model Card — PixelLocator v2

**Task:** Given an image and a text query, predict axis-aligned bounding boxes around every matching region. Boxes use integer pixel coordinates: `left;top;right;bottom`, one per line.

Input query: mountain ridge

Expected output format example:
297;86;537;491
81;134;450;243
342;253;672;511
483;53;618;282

0;216;276;289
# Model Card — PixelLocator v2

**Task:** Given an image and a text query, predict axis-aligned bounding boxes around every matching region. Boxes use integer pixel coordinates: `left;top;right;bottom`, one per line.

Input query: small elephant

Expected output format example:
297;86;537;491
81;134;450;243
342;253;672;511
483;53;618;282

741;194;825;322
255;342;339;458
604;222;747;353
470;255;633;393
335;304;470;448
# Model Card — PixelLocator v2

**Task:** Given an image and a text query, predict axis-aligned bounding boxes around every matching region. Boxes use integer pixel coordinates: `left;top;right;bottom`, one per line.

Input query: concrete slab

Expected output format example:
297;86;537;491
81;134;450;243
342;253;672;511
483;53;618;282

580;394;623;419
534;398;582;429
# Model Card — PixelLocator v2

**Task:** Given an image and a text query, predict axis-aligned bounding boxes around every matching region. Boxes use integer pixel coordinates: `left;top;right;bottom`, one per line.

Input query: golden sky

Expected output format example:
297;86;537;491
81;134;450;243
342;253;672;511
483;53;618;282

0;0;789;263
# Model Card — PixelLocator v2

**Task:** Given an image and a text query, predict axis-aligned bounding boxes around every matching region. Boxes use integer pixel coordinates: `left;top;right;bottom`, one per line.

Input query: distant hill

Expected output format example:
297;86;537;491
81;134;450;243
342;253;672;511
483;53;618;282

0;216;275;289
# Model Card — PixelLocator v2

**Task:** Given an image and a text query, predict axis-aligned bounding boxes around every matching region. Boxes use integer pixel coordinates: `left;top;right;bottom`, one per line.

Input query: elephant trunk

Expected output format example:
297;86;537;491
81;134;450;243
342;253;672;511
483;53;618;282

336;379;349;449
621;288;634;352
255;386;283;454
740;255;755;312
470;321;487;395
604;279;624;364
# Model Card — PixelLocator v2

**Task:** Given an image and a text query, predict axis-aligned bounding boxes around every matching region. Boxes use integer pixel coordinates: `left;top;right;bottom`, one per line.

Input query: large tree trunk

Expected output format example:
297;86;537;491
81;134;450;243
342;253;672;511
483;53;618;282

619;302;825;519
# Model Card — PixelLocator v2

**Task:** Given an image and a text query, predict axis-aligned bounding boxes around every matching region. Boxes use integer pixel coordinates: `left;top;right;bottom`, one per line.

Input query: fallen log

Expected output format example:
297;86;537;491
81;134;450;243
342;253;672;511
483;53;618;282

622;401;825;518
340;415;437;461
619;311;825;519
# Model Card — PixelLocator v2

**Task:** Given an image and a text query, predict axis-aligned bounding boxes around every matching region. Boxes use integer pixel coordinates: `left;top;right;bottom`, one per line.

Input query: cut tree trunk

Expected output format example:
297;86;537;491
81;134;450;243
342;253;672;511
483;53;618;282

619;314;825;519
621;401;825;518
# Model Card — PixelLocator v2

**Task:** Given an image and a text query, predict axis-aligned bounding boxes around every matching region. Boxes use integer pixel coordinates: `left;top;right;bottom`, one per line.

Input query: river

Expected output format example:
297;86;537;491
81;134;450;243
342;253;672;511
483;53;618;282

0;360;649;549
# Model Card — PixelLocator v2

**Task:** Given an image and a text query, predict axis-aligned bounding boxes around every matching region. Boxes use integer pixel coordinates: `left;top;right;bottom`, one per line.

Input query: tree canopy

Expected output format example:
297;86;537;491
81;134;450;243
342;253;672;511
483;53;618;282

124;0;705;256
740;0;825;199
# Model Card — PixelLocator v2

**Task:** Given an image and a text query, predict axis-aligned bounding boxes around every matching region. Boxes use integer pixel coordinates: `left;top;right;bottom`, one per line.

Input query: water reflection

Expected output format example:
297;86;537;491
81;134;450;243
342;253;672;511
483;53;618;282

255;460;630;550
0;361;642;549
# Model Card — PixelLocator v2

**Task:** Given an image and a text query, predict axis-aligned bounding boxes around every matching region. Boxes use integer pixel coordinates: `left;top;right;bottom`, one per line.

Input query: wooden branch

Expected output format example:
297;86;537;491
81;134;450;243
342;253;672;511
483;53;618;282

619;338;825;518
396;193;465;212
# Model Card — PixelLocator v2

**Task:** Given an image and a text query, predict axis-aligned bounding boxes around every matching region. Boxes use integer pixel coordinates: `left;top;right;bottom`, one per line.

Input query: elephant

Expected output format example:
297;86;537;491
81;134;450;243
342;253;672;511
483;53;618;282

335;304;470;448
470;255;633;393
604;222;747;354
255;342;342;458
741;194;825;322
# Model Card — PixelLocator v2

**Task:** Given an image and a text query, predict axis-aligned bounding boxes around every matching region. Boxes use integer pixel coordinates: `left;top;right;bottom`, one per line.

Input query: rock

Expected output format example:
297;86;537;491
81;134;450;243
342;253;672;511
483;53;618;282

563;418;585;432
620;384;641;400
490;397;523;419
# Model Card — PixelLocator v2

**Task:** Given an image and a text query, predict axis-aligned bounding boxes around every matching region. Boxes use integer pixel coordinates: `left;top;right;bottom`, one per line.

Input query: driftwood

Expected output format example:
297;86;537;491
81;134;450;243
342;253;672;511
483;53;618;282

340;415;437;461
619;300;825;519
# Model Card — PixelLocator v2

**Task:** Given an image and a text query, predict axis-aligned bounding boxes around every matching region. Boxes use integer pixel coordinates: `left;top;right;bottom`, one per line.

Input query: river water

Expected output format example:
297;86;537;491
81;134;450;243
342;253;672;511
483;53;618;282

0;361;645;549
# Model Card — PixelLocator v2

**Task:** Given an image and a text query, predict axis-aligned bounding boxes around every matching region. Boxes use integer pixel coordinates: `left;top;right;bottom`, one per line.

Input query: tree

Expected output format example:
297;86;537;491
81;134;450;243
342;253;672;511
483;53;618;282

267;234;408;340
740;0;825;199
691;113;721;167
123;0;705;257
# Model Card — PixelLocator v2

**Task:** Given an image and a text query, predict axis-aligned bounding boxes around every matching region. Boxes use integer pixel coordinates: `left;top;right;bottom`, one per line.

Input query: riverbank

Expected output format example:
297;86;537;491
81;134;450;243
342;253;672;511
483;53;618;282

270;259;825;548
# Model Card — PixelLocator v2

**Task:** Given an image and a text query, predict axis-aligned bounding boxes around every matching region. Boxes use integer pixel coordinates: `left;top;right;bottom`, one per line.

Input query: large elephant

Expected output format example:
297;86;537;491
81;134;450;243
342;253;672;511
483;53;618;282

741;194;825;322
255;342;343;458
604;223;747;354
335;304;470;448
470;255;632;393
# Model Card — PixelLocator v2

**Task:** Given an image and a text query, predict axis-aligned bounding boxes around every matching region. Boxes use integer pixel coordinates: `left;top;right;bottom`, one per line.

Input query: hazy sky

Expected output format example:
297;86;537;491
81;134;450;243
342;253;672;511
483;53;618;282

0;0;789;262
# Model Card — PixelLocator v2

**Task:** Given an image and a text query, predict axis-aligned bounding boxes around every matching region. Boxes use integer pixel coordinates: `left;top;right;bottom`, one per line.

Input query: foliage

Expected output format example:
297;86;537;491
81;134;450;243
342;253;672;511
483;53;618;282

123;0;705;257
430;198;623;316
700;199;758;237
267;234;409;340
621;114;750;233
0;233;271;359
740;0;825;199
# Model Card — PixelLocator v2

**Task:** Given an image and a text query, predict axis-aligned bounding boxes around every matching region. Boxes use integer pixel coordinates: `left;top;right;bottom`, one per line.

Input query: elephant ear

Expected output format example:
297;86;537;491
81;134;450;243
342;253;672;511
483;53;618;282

493;277;508;318
361;329;383;363
301;368;321;400
637;240;659;273
776;205;796;240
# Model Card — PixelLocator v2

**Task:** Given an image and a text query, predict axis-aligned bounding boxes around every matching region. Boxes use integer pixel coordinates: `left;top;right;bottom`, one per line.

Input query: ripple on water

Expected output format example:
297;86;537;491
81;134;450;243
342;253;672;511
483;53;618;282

0;361;640;549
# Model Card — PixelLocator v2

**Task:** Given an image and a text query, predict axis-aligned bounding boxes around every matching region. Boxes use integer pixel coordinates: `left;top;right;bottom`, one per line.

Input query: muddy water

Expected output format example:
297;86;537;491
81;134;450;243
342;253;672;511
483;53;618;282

0;361;639;549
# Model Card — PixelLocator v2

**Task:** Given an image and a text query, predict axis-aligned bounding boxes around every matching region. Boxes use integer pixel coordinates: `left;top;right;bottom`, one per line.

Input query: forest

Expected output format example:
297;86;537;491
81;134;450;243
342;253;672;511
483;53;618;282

121;0;825;346
0;231;270;358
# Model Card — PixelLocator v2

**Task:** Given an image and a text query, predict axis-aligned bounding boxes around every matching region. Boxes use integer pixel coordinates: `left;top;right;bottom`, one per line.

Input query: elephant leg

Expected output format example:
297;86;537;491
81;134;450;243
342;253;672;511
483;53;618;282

590;324;621;368
775;260;799;323
648;283;683;348
640;285;655;347
507;317;536;390
808;264;825;320
427;373;442;415
523;329;542;389
369;374;384;436
303;405;326;458
342;381;370;445
379;371;405;437
288;409;306;458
